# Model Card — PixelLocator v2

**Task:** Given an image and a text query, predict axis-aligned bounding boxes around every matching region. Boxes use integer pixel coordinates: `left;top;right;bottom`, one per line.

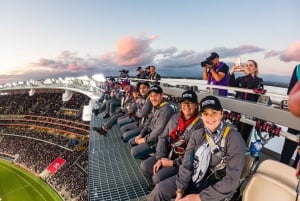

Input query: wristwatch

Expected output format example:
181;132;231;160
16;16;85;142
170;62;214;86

176;189;184;195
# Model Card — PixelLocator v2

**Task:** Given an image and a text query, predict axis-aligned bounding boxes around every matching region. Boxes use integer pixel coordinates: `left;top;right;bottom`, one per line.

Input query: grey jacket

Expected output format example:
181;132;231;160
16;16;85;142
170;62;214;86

155;113;204;166
143;102;174;144
176;125;246;201
135;96;153;119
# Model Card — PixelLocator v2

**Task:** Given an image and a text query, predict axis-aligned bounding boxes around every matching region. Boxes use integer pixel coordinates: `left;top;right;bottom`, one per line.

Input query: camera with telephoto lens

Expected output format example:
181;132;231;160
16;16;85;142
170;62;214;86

200;59;212;67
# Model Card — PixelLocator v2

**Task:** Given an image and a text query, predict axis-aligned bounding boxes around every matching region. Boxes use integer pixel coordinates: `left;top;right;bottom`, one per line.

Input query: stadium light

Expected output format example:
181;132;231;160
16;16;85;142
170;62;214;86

76;75;90;80
91;74;106;82
43;79;53;84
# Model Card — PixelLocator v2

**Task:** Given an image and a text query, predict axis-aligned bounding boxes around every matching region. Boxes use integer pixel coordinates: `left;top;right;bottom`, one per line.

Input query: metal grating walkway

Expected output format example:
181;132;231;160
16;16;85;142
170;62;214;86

88;115;149;201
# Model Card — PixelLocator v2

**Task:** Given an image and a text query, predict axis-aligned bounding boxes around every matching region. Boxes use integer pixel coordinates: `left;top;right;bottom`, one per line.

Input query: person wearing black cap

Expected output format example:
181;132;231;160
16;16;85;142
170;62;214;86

141;90;203;191
202;52;229;96
93;83;134;135
120;81;153;142
129;85;174;160
149;95;246;201
119;69;129;78
136;66;147;79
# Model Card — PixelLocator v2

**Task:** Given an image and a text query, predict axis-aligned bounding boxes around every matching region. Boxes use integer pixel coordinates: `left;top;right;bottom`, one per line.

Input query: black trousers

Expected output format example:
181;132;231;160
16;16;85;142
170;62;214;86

237;122;253;144
280;128;300;167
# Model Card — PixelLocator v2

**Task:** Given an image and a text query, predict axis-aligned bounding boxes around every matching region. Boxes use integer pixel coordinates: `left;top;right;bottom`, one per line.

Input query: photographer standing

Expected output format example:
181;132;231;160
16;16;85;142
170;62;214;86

202;52;229;96
119;69;129;78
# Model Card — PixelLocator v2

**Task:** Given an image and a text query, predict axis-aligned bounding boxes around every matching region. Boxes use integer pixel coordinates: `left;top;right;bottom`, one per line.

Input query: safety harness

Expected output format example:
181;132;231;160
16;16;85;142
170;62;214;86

168;116;201;159
206;126;231;173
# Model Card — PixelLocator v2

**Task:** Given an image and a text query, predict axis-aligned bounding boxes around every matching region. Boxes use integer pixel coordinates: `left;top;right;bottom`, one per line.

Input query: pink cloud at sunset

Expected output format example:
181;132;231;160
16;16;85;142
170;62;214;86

114;35;157;66
265;41;300;62
280;41;300;62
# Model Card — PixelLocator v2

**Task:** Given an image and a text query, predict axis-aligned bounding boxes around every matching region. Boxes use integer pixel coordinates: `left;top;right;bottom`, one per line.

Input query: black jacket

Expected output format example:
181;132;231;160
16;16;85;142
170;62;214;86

229;74;263;102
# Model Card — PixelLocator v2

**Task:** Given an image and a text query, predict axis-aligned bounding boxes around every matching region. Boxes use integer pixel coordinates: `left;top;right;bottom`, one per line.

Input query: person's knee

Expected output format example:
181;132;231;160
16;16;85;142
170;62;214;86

152;174;162;185
148;182;171;201
128;138;136;147
140;160;152;177
130;146;139;157
124;131;138;142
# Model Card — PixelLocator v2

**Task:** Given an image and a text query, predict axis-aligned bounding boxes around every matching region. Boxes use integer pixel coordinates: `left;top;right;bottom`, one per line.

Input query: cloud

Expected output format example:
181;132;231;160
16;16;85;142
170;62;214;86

264;50;281;59
1;34;267;84
114;35;157;66
264;41;300;62
155;45;264;68
280;41;300;62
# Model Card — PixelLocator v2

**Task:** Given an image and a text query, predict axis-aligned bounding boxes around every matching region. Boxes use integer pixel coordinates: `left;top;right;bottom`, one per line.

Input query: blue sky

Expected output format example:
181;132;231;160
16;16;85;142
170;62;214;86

0;0;299;84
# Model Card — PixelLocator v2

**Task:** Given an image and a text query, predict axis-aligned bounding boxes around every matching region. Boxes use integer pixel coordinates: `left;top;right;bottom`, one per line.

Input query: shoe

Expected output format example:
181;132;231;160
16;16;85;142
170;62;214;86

102;113;110;118
94;127;107;136
92;109;99;116
146;184;155;193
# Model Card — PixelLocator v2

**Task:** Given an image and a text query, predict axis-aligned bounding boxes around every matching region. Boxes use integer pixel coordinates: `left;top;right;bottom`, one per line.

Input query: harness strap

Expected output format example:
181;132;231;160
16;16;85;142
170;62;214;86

168;116;201;159
179;115;201;139
205;126;231;154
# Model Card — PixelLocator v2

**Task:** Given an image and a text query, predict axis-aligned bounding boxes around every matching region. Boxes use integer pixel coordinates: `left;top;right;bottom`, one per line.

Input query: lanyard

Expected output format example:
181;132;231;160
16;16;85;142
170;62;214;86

205;126;231;154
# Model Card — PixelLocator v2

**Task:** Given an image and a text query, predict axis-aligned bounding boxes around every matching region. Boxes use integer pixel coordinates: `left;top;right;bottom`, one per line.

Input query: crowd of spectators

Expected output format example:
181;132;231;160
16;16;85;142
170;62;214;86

0;90;90;123
0;90;89;201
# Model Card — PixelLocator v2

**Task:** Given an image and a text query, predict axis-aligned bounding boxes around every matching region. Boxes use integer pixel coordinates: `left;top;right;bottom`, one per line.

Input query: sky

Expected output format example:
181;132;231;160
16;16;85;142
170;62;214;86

0;0;300;84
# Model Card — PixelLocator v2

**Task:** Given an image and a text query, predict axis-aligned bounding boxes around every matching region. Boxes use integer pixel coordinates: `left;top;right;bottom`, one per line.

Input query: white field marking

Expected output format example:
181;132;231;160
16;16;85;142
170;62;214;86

0;164;48;201
1;185;30;198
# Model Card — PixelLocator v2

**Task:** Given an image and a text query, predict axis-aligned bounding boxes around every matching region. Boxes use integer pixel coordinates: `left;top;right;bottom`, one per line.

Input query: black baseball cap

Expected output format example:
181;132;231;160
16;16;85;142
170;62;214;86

200;95;222;112
137;81;150;88
179;90;198;103
136;66;142;71
133;86;140;92
148;85;163;94
207;52;219;61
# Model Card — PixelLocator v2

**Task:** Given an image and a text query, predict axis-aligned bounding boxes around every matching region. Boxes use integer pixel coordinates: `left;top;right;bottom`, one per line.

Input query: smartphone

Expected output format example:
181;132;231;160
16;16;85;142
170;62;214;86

234;57;241;66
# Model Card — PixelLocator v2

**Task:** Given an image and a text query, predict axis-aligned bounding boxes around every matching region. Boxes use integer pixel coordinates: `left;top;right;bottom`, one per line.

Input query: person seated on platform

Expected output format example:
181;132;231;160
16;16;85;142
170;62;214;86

280;64;300;167
101;81;124;118
148;95;246;201
93;78;115;115
93;81;135;136
120;81;153;142
140;90;203;189
288;66;300;117
202;52;229;96
129;85;174;160
116;86;141;128
229;59;264;143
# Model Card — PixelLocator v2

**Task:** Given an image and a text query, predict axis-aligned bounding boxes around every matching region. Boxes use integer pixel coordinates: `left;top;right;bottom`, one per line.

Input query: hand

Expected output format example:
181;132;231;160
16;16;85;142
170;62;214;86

230;65;242;74
134;135;142;143
136;137;145;144
206;63;213;68
153;159;162;174
179;194;201;201
175;193;183;201
128;113;134;118
160;158;174;167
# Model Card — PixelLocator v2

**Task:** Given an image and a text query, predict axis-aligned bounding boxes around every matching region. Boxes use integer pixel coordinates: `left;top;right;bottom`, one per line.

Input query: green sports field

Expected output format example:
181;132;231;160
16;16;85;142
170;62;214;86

0;159;62;201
